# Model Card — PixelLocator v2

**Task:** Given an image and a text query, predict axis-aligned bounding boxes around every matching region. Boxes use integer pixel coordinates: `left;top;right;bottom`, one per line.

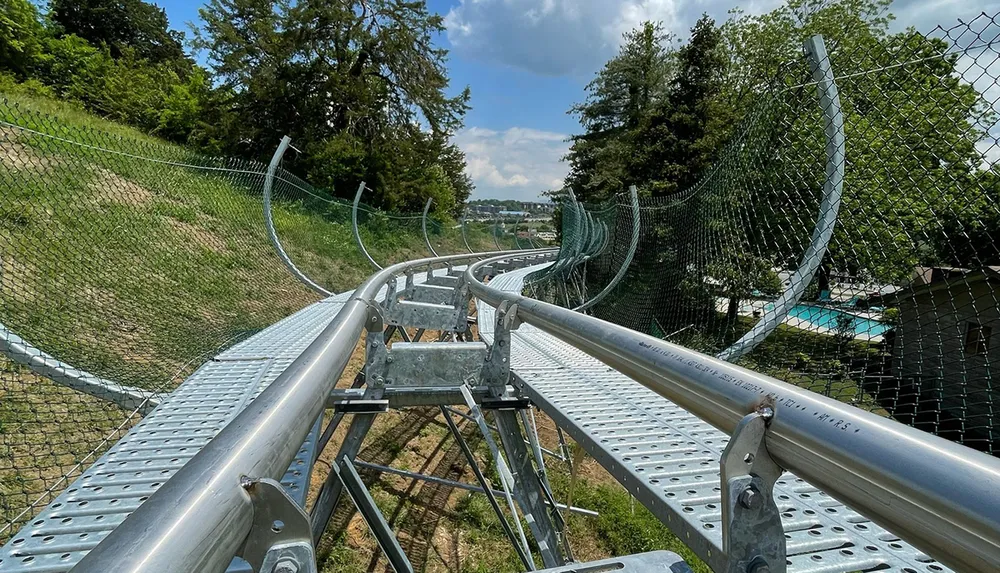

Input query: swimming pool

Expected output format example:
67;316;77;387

786;304;889;338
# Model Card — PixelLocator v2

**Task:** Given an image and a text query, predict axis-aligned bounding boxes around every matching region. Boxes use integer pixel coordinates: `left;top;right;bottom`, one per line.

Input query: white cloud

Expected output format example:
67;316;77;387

444;0;998;77
890;0;1000;36
445;0;684;76
455;126;570;201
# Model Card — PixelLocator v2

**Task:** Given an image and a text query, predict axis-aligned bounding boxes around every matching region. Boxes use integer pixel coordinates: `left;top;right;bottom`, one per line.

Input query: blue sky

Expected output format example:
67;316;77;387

156;0;999;201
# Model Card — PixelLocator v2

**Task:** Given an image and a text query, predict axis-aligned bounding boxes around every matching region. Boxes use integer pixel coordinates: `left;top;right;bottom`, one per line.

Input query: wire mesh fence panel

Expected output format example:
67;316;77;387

0;93;519;539
0;99;343;540
542;12;1000;454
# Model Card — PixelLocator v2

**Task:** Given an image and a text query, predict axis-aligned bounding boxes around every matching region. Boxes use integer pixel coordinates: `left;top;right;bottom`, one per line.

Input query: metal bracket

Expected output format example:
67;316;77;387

238;477;317;573
451;274;471;334
721;405;785;573
480;397;531;410
481;300;521;396
383;341;486;388
333;399;390;414
365;304;388;388
384;274;399;314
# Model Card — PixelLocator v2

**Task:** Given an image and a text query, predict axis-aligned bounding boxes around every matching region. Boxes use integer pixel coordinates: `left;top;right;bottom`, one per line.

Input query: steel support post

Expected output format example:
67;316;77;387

309;306;388;542
459;385;534;567
335;459;414;573
494;409;565;568
440;406;534;570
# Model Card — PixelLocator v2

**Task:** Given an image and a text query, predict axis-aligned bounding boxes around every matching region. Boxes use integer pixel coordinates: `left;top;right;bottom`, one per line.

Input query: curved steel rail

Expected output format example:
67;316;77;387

74;248;552;573
718;35;844;362
422;198;440;257
575;185;641;311
466;251;1000;573
263;136;334;296
352;182;383;271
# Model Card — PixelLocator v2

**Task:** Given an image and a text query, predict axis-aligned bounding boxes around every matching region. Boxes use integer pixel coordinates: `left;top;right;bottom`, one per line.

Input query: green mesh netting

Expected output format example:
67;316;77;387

533;15;1000;455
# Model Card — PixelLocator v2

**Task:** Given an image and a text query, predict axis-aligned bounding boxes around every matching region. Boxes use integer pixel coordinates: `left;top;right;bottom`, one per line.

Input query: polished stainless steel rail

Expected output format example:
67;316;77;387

467;252;1000;573
73;248;551;573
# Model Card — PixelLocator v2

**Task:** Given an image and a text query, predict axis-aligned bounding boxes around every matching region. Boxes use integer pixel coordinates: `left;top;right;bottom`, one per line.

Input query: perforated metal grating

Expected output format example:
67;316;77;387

479;263;950;573
0;269;451;572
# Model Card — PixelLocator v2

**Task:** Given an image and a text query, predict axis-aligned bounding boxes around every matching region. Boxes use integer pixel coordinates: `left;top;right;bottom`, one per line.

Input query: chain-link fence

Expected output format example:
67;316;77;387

0;96;510;542
538;13;1000;454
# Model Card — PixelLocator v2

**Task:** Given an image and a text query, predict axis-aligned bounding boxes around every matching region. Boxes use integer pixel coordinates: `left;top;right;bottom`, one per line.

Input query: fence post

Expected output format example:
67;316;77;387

718;34;844;362
575;185;641;311
264;136;333;296
352;181;383;270
422;197;440;257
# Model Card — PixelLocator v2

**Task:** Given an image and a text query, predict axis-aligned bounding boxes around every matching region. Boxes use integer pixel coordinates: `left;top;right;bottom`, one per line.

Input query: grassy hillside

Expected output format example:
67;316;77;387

0;91;521;541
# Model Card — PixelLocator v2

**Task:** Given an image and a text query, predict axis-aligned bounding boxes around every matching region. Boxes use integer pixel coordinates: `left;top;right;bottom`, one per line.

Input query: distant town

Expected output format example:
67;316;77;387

467;200;555;222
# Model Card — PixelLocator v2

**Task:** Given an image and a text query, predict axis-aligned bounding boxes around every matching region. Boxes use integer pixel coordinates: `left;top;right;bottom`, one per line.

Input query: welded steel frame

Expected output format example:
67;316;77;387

73;248;555;572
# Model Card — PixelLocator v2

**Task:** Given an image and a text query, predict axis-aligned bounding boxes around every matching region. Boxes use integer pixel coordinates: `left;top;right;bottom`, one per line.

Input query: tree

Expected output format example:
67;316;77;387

0;0;44;77
725;0;994;283
50;0;188;67
564;21;675;203
636;15;730;196
194;0;472;214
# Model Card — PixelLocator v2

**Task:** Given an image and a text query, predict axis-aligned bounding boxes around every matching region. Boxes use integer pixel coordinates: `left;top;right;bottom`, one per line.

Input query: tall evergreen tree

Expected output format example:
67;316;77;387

637;15;729;196
564;22;674;203
50;0;188;66
194;0;472;214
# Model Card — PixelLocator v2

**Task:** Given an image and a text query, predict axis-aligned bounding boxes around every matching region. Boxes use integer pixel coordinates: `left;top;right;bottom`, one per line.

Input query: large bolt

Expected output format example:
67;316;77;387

738;486;761;510
273;559;299;573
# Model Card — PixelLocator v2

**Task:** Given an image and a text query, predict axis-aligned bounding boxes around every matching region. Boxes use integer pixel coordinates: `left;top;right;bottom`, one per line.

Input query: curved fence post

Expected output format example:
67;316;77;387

493;215;503;251
0;324;161;413
264;136;333;296
575;186;640;311
422;198;440;257
718;34;844;362
352;182;383;271
461;212;475;254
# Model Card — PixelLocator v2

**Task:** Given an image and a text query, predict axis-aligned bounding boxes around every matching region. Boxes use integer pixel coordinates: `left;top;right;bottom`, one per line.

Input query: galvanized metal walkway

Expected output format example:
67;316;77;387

479;263;949;573
0;269;456;573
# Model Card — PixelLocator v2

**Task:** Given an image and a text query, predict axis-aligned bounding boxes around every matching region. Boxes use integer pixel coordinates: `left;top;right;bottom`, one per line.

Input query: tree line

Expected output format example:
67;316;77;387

563;0;1000;277
0;0;472;215
563;0;1000;334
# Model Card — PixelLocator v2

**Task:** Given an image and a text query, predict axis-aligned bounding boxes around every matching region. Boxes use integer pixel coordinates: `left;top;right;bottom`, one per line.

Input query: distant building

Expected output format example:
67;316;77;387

536;231;557;241
875;266;998;450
